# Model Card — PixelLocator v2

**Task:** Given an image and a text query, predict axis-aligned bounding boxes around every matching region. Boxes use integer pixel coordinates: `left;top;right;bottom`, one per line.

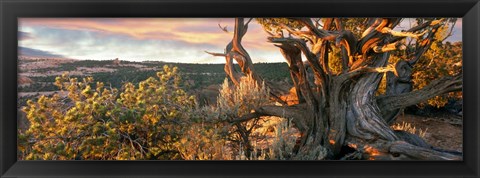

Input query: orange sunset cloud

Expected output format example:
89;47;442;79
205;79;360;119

18;18;461;63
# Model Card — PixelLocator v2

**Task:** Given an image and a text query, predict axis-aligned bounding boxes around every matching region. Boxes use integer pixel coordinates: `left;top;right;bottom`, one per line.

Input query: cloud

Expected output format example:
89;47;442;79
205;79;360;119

19;18;236;46
18;18;279;51
18;18;460;64
18;26;230;62
18;31;33;41
19;46;65;58
18;18;284;63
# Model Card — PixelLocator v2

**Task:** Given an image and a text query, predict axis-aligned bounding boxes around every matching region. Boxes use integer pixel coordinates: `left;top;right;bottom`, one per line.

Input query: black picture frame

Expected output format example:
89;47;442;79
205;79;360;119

1;0;479;177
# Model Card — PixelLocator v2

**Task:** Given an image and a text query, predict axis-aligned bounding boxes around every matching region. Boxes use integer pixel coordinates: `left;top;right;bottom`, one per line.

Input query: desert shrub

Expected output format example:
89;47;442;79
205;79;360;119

18;65;196;160
264;117;301;160
216;77;271;158
248;116;325;160
216;77;270;118
413;41;462;108
174;105;233;160
375;41;462;108
176;76;275;160
206;76;327;160
175;122;231;160
362;20;462;109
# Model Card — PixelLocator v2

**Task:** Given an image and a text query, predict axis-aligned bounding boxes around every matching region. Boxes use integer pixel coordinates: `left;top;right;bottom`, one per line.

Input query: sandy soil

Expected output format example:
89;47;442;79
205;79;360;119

19;58;76;71
18;91;67;98
77;67;116;73
394;114;463;152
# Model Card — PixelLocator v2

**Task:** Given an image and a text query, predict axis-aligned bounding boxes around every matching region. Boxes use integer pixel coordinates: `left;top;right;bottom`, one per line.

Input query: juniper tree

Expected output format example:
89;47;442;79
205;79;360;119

207;18;462;160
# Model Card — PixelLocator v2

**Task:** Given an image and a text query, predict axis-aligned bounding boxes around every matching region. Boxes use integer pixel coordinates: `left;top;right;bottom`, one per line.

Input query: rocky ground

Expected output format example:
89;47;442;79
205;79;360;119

393;113;463;152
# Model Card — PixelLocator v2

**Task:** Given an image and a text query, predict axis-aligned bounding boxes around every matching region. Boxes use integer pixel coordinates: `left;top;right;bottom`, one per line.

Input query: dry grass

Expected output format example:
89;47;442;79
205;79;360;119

391;121;428;139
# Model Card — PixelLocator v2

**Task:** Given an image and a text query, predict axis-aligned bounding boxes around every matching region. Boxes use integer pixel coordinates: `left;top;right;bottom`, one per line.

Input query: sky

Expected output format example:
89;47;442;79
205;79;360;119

18;18;462;64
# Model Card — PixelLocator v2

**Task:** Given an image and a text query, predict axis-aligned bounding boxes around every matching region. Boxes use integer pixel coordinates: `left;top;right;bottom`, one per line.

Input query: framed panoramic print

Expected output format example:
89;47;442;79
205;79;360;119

1;0;479;177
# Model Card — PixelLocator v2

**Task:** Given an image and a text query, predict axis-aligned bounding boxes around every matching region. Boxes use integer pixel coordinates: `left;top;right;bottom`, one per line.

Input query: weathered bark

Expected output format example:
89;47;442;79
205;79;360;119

276;43;310;104
219;103;311;152
389;141;461;160
276;42;326;158
380;60;413;123
344;137;461;160
377;74;462;112
209;17;462;160
346;53;399;142
378;20;445;123
206;18;289;105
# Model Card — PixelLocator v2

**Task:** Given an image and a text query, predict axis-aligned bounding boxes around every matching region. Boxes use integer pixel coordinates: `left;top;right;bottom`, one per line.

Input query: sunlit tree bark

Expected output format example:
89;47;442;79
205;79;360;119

207;18;462;160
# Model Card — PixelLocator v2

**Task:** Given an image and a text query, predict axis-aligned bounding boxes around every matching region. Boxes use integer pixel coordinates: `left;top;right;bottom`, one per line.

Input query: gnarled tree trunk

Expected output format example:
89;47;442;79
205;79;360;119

207;18;462;160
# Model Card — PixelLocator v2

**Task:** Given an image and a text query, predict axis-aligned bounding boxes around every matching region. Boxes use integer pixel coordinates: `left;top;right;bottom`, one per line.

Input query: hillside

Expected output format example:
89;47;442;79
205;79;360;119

17;58;293;112
18;58;292;93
